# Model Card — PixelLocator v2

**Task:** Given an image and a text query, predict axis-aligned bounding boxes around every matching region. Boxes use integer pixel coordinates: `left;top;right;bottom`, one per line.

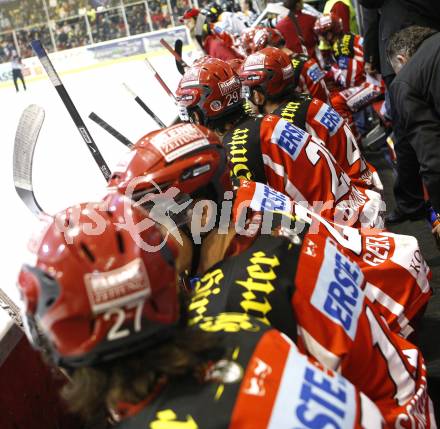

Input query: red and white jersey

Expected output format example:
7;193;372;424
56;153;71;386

273;96;383;191
330;81;384;139
223;114;384;228
301;208;432;339
116;318;385;429
294;234;435;428
291;53;331;104
230;329;384;429
330;34;365;89
235;180;432;338
230;181;435;427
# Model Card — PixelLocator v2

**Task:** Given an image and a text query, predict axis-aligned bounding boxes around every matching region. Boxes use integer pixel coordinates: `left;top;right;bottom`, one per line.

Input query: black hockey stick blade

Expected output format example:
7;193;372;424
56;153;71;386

89;112;134;149
174;39;185;75
30;40;111;181
122;83;166;128
13;105;46;216
160;38;188;75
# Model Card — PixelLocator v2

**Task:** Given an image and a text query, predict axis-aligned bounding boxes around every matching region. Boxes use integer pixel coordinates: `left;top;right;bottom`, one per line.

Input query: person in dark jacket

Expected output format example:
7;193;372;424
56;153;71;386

360;0;440;88
386;26;440;245
361;7;380;76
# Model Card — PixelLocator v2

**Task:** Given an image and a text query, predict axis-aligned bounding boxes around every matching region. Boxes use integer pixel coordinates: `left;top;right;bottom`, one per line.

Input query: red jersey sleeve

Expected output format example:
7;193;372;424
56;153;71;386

299;58;330;103
305;98;381;190
359;231;432;337
204;35;239;61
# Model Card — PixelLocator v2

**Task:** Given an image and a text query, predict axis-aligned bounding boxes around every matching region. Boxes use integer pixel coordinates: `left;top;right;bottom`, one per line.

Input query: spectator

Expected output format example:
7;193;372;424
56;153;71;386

275;0;318;57
386;26;440;239
0;36;14;63
126;3;150;35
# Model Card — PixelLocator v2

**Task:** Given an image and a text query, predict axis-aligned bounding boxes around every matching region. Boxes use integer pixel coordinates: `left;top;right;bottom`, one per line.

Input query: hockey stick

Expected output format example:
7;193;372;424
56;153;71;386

30;40;111;181
144;57;177;103
0;288;23;328
13;104;46;216
160;38;188;75
89;112;134;149
122;83;166;128
174;39;186;75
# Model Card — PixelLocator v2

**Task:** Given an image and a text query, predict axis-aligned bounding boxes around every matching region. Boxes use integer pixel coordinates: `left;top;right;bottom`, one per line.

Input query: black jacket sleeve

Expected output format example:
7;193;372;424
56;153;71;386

361;7;381;71
358;0;384;9
392;78;440;213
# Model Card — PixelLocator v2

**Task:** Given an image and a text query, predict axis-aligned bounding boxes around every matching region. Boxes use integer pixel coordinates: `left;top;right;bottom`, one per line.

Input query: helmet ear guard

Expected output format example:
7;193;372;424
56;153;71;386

18;266;54;354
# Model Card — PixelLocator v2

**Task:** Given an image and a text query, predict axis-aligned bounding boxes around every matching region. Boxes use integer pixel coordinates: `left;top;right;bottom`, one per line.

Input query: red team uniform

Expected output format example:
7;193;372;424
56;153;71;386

115;316;385;429
235;180;432;339
226;180;434;427
106;120;433;427
330;33;366;88
221;113;384;228
271;93;382;191
294;232;434;428
314;15;384;134
329;34;383;128
19;185;386;429
238;47;382;192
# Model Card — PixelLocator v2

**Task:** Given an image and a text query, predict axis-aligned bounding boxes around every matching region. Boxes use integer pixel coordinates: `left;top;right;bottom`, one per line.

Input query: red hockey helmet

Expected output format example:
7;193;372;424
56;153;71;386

108;123;232;208
313;13;343;37
17;193;180;368
239;46;295;99
252;27;285;53
227;58;244;74
175;57;243;127
240;27;257;55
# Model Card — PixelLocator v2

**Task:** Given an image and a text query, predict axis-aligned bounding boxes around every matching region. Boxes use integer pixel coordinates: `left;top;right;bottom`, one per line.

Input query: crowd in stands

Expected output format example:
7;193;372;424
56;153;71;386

0;0;193;62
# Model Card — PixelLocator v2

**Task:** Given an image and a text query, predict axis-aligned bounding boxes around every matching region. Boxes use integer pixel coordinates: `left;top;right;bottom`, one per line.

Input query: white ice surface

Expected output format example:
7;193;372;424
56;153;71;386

0;53;182;305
